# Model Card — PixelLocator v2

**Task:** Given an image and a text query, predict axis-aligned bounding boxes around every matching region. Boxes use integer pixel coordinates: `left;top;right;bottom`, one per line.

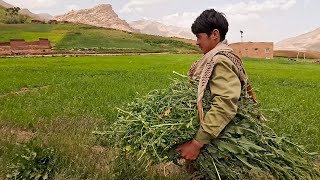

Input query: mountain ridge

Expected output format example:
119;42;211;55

0;0;13;8
19;8;53;22
275;27;320;52
130;19;195;40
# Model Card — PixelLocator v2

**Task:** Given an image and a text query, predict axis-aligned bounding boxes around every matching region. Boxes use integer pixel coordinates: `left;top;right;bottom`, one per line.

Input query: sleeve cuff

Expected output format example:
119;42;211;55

194;128;216;144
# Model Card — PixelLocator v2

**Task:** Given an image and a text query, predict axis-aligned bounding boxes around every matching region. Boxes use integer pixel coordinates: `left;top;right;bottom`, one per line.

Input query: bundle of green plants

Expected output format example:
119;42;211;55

95;75;320;179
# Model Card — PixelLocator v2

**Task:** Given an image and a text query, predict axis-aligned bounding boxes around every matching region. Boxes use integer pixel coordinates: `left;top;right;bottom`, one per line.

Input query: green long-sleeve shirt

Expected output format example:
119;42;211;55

194;55;241;144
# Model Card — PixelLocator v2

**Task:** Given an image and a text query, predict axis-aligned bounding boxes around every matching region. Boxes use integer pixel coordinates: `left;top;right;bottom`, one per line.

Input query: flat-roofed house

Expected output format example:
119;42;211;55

230;42;274;59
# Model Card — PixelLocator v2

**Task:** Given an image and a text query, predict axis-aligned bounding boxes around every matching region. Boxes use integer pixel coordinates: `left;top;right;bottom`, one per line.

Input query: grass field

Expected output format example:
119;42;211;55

0;55;319;178
0;23;199;53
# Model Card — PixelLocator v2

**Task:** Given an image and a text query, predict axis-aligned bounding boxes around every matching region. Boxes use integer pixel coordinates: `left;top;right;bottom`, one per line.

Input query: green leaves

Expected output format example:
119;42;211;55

6;142;59;180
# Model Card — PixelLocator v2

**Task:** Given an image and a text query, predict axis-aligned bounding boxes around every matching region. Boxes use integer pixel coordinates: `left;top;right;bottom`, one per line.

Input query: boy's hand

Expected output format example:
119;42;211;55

176;139;204;160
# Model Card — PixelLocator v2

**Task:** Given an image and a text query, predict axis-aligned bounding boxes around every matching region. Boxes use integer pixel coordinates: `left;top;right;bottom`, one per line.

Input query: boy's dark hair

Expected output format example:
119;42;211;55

191;9;229;41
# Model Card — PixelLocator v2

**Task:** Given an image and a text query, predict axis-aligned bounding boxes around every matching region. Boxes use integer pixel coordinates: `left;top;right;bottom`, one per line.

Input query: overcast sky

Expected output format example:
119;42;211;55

5;0;320;43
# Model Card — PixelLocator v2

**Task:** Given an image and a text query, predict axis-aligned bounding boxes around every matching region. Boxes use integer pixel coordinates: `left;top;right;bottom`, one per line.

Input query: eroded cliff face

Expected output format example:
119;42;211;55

54;4;136;32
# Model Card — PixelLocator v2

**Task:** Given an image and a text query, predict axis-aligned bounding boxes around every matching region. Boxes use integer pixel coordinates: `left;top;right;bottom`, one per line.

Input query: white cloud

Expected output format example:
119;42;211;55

120;0;171;13
65;4;80;12
160;12;199;28
218;0;296;15
6;0;103;14
223;0;296;42
7;0;57;8
156;0;296;41
303;0;311;7
160;0;296;27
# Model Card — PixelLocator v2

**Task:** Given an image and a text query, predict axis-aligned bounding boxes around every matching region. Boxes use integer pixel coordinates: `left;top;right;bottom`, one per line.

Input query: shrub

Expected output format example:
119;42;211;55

4;14;28;24
7;142;59;180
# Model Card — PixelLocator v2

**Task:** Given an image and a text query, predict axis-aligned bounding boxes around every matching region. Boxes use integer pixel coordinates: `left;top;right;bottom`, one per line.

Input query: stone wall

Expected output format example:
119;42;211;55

230;42;274;59
274;50;320;59
0;38;52;55
0;42;10;46
0;38;52;50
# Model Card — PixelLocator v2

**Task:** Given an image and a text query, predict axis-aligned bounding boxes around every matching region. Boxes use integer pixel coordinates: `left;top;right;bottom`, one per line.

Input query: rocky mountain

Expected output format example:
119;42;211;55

275;27;320;51
0;0;13;8
130;19;195;40
54;4;135;32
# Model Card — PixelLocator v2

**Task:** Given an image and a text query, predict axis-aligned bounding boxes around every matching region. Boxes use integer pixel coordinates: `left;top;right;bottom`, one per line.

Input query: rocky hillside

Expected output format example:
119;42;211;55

130;19;195;40
275;27;320;52
54;4;135;32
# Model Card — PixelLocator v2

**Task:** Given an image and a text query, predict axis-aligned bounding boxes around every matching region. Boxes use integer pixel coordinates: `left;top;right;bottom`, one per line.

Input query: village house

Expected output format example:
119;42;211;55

229;42;274;59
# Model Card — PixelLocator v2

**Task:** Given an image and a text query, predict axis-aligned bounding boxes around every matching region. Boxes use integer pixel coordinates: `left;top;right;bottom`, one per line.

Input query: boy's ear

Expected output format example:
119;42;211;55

211;29;220;40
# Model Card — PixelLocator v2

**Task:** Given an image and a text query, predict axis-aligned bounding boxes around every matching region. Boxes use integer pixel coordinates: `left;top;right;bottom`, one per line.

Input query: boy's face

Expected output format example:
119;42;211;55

195;30;220;54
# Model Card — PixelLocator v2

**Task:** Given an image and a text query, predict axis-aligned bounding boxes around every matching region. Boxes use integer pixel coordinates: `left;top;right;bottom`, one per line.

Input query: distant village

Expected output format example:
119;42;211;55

1;2;319;59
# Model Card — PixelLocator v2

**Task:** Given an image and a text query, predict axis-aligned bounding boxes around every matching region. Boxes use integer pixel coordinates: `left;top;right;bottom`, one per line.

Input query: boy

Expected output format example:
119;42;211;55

176;9;251;161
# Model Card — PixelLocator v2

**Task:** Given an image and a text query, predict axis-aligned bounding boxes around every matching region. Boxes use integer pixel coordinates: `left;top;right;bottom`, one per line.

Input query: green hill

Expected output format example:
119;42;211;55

0;6;31;24
0;23;199;53
0;5;5;22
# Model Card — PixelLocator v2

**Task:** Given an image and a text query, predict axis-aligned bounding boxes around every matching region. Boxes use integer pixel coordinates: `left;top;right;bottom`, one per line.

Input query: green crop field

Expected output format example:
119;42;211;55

0;23;199;54
0;55;319;179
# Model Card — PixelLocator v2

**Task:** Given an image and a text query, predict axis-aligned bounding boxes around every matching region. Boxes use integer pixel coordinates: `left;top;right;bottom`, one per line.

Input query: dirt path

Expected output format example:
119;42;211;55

0;52;172;58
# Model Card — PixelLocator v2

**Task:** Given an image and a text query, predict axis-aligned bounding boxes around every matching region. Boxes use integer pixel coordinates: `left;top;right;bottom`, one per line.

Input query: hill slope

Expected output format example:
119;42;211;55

0;0;13;8
0;0;52;22
37;13;53;21
130;19;194;40
275;28;320;51
0;5;6;22
54;4;135;32
19;8;52;22
0;23;199;53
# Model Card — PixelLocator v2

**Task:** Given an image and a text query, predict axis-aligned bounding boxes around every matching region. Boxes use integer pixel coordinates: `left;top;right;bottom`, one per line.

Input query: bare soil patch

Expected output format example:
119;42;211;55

0;125;34;143
315;157;320;171
0;85;55;98
151;162;186;177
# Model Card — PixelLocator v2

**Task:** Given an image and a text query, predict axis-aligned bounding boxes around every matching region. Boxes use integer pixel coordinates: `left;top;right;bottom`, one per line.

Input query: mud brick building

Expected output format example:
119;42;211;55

230;42;274;59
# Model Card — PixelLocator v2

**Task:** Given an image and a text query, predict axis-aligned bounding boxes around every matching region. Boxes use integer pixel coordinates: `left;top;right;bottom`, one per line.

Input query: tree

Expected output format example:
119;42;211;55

4;7;27;24
5;7;20;16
